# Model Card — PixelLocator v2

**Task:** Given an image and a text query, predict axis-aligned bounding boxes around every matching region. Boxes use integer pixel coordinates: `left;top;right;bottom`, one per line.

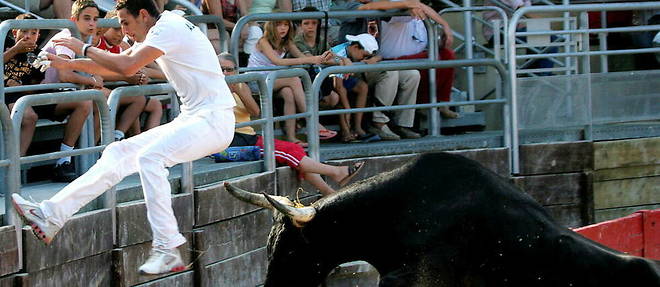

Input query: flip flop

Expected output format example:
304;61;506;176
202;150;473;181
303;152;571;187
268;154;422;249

339;161;366;187
319;129;338;140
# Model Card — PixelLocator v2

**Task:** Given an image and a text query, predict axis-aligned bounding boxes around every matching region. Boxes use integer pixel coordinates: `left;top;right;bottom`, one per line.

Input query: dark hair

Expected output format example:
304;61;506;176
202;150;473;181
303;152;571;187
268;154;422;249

71;0;99;18
115;0;159;18
15;13;37;20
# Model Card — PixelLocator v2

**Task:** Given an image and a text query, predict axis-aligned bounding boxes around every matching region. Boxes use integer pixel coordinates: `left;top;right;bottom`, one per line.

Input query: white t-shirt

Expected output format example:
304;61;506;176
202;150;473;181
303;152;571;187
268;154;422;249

141;11;235;113
42;29;77;83
379;17;428;59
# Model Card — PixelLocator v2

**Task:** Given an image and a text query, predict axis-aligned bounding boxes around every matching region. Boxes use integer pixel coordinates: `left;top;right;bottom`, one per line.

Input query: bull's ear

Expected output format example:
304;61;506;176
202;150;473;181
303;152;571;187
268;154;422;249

224;182;294;209
262;192;316;227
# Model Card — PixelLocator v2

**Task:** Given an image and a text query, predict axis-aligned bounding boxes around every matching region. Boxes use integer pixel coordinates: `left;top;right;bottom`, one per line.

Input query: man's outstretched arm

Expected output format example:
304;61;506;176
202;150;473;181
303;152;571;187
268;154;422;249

49;36;163;77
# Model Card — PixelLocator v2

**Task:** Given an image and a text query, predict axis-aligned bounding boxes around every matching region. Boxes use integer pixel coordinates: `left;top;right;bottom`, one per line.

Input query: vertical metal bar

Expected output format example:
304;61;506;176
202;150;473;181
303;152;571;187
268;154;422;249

300;72;319;161
508;11;521;175
493;20;501;61
599;11;609;73
563;0;572;75
463;0;475;101
1;103;22;268
579;12;593;141
428;22;440;136
257;76;275;172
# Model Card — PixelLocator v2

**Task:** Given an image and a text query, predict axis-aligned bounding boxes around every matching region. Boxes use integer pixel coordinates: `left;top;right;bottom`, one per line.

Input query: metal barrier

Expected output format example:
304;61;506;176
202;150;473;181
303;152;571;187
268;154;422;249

186;15;228;51
507;1;660;174
0;19;82;103
263;69;316;162
305;59;511;163
0;103;22;268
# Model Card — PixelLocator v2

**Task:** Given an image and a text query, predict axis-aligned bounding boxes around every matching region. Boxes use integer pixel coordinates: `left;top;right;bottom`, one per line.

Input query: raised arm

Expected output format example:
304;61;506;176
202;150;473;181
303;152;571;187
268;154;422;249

257;38;321;66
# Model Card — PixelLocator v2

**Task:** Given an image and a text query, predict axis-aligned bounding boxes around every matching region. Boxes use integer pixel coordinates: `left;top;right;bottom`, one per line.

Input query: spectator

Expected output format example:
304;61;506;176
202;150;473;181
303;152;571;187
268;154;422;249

220;52;364;195
483;0;558;76
247;19;336;146
6;0;72;20
4;13;92;182
329;34;380;143
359;0;459;118
282;0;331;12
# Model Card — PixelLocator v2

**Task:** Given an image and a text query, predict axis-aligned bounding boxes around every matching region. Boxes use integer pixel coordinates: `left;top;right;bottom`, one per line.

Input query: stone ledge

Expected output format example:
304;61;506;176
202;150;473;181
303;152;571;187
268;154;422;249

519;141;593;175
0;225;18;277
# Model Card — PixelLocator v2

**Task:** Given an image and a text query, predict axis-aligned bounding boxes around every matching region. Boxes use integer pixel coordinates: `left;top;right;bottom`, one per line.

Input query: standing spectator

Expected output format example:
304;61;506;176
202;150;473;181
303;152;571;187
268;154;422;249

247;19;336;146
358;0;459;119
4;13;92;182
220;53;364;196
329;34;379;143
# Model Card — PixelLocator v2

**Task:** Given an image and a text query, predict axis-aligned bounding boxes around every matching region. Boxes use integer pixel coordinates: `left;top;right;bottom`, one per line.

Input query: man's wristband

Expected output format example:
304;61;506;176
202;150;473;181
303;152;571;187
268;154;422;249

81;44;91;57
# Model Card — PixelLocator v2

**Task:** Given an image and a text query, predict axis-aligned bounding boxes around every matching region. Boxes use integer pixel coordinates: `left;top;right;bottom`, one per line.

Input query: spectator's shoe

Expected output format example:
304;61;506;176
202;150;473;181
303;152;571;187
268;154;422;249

139;246;186;275
53;162;76;182
392;126;422;139
11;194;60;245
368;125;400;141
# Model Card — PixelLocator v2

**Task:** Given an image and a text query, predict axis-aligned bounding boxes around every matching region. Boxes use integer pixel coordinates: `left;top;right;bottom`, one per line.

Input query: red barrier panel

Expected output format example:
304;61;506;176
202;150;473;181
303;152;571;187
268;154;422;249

574;209;659;260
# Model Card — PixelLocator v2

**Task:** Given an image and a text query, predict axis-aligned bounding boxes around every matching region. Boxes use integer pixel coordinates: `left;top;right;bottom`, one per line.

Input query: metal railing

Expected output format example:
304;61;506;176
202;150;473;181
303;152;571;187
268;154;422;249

507;1;660;174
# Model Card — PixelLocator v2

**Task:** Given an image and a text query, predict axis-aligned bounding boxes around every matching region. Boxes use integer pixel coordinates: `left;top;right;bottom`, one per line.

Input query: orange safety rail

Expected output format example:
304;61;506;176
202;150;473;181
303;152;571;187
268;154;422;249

573;209;659;260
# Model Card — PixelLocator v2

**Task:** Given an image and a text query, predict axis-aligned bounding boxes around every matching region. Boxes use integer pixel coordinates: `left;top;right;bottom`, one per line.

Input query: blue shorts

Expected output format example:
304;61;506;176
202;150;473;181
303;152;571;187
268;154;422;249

343;76;359;91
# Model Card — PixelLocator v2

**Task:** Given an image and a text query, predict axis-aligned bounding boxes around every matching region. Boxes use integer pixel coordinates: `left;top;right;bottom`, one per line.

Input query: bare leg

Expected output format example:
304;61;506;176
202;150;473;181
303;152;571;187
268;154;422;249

303;173;336;196
143;98;163;131
117;95;147;133
352;80;369;136
47;0;72;19
9;104;38;156
54;101;92;147
298;156;348;184
274;81;300;142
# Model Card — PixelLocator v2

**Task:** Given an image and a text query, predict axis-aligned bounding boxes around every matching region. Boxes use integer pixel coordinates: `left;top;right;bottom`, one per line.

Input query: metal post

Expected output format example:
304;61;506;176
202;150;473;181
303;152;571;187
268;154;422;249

463;0;476;101
0;104;22;268
428;22;440;136
580;12;593;141
599;11;609;73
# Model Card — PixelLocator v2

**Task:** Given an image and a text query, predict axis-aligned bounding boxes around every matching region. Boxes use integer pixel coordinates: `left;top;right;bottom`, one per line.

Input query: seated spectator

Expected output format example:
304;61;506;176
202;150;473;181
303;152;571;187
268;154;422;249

247;19;336;146
220;53;364;195
91;10;163;139
329;34;380;143
6;0;72;19
358;0;459;119
4;13;92;182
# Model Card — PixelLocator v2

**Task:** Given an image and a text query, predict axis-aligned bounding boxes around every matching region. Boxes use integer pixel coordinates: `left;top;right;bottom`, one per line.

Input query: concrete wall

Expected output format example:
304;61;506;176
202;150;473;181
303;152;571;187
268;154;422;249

0;138;657;286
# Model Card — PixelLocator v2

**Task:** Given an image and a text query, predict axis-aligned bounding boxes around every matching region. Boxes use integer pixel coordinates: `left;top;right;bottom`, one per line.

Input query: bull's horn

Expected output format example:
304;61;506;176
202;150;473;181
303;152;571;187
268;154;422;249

262;192;316;225
224;182;292;209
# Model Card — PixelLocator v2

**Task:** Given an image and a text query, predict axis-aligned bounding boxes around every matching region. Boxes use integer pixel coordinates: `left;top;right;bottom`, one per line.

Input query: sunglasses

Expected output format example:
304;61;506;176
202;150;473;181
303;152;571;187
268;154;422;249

221;66;236;73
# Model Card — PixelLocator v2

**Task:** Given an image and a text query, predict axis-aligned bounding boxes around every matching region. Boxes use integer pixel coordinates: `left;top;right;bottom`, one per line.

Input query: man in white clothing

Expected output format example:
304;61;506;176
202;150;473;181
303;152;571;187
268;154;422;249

11;0;235;275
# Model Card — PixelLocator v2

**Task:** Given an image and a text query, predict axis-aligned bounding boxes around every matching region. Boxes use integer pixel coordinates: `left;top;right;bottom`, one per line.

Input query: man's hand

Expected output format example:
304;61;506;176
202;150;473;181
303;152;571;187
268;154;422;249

443;28;454;48
6;79;22;87
126;69;149;85
362;57;380;65
52;37;85;55
11;38;37;54
46;53;71;70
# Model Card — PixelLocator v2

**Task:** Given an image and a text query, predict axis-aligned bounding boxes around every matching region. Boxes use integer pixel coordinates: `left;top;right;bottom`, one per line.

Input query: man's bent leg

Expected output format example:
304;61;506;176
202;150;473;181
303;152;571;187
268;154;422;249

392;70;420;128
136;109;234;249
365;71;398;124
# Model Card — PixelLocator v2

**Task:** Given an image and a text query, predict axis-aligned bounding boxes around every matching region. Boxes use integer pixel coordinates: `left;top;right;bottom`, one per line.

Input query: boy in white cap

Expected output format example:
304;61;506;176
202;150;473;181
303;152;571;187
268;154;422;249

329;34;381;143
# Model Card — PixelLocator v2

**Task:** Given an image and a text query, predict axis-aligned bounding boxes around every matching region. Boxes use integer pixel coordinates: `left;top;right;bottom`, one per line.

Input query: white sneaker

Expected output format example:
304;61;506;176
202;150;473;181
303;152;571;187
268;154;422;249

11;193;60;245
138;247;186;275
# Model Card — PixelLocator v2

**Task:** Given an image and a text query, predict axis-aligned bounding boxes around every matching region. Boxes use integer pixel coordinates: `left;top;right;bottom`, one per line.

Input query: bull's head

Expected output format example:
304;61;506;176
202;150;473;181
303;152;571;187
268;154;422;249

224;182;336;286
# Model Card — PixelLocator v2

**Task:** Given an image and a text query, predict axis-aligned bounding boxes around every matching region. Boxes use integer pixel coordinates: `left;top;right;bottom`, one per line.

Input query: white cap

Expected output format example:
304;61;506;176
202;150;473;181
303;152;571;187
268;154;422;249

345;34;379;54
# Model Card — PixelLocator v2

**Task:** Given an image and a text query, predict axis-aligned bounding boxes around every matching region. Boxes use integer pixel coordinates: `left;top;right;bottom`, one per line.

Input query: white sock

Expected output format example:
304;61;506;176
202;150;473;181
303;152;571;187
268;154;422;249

56;143;73;166
114;130;125;140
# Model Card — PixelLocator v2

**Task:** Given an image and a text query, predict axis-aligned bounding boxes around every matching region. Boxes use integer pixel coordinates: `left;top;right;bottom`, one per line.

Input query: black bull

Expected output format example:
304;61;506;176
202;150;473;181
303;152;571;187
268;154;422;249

225;152;660;286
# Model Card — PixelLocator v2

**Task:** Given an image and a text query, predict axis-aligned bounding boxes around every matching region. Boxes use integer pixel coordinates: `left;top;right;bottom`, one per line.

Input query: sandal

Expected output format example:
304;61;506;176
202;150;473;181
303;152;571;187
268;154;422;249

319;129;338;140
339;161;366;187
341;131;358;143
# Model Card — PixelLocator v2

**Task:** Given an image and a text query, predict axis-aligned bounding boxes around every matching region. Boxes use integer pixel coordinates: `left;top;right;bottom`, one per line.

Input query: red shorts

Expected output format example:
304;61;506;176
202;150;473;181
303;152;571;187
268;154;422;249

256;136;307;170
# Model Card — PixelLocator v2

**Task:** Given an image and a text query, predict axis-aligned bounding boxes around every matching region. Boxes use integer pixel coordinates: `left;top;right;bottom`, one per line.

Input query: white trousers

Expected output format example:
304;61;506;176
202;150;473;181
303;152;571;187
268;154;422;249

365;70;420;128
41;107;235;249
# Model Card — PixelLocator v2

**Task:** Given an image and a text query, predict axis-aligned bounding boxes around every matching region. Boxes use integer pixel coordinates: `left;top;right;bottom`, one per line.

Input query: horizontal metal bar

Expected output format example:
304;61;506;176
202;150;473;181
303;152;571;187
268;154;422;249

516;24;660;36
0;159;10;168
517;47;660;59
318;99;507;116
4;83;80;94
20;146;106;164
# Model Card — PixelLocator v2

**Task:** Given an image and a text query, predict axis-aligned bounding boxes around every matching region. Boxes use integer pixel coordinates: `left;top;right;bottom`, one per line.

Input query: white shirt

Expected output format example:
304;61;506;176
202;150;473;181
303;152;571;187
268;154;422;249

42;29;78;83
379;17;428;59
142;11;235;113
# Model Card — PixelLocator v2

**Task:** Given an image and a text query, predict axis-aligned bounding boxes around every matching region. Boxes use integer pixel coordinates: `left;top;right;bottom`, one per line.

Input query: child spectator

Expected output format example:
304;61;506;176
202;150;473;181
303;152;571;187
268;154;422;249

247;19;336;146
329;34;380;143
4;13;92;182
220;53;364;195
